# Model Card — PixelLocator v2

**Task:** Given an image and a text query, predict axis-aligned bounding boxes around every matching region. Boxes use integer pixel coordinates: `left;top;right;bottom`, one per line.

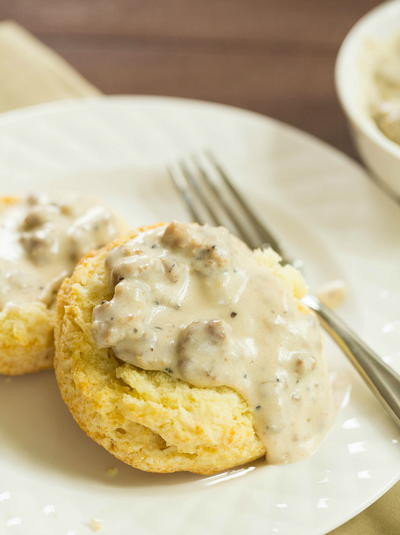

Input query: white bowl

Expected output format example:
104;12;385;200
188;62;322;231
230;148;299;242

336;0;400;197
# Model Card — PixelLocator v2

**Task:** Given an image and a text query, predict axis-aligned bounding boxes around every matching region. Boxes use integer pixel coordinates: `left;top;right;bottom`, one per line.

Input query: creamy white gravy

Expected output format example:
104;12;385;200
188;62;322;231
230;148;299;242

0;194;121;309
92;222;333;464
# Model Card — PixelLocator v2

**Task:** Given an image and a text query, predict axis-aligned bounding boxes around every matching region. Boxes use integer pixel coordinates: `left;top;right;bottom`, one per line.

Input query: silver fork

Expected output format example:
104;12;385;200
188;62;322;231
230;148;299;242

168;151;400;428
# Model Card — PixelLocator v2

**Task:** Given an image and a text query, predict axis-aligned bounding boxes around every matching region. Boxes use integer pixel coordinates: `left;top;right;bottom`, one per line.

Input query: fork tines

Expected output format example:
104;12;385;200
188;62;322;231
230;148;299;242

168;151;285;257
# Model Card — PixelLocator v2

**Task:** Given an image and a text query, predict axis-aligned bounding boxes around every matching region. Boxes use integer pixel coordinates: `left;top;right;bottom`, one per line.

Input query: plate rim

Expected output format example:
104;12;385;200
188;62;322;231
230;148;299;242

1;93;396;203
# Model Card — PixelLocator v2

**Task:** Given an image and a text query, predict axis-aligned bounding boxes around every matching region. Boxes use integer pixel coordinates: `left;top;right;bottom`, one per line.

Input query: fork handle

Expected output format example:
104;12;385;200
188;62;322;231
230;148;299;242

304;295;400;427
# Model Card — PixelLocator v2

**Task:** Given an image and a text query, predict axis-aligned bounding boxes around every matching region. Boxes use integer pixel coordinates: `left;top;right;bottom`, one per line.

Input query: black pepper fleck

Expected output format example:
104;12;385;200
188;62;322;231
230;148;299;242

230;311;237;318
164;367;173;374
255;405;261;410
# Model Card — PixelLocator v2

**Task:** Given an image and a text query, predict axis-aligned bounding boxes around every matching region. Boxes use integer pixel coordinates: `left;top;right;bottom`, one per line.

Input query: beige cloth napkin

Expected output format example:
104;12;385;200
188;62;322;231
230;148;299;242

0;20;398;535
0;21;98;111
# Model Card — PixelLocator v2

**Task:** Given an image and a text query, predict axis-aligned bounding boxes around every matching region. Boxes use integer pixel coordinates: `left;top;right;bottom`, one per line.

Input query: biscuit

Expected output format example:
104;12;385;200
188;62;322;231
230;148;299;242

0;196;126;375
0;198;52;375
54;225;308;474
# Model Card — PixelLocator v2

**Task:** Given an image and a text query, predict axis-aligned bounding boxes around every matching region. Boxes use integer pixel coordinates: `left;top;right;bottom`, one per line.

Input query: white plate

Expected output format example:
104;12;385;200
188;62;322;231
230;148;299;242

0;96;399;535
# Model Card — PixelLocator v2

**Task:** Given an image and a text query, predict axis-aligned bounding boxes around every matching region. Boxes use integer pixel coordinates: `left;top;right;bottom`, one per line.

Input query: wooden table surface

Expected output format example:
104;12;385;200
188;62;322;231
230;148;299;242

0;0;382;159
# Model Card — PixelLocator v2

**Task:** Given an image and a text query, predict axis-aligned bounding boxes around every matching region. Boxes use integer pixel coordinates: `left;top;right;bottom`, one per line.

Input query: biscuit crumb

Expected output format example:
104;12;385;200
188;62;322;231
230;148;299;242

106;467;119;478
87;518;103;532
317;280;347;309
42;503;56;515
